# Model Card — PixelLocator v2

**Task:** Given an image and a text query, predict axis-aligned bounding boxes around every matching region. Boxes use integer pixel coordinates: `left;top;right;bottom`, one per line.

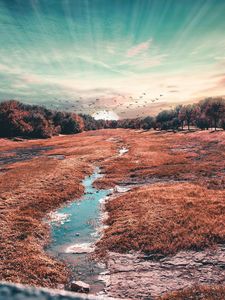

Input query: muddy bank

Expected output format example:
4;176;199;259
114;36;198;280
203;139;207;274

99;246;225;299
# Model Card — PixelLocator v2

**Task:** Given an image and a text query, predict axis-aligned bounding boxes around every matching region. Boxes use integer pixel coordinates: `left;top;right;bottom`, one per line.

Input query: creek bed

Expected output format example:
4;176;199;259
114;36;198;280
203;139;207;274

47;167;111;294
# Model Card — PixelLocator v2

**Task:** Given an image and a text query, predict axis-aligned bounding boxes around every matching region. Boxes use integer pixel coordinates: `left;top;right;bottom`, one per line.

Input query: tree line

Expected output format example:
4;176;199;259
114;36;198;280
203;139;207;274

0;97;224;138
0;100;120;138
116;97;225;131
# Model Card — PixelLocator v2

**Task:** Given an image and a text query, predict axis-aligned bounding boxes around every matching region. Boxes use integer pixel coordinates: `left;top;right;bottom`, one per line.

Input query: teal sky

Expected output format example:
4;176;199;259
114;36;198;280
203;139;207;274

0;0;225;118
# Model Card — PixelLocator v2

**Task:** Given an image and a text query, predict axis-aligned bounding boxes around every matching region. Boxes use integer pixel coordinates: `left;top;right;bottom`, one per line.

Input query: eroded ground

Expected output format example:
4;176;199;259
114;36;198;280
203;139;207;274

0;129;225;299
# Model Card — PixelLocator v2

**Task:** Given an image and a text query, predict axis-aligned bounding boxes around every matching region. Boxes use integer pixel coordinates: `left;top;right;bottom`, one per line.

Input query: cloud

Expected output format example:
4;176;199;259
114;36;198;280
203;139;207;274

21;74;43;84
118;53;166;70
0;63;22;75
75;54;129;75
127;39;152;57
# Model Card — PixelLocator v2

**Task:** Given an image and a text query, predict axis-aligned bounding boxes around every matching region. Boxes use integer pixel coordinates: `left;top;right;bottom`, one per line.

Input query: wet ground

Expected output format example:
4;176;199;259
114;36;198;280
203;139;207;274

0;146;53;168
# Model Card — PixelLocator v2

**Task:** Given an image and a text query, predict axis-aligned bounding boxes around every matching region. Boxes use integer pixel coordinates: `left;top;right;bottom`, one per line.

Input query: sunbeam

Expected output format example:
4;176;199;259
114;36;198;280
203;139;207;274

0;0;225;118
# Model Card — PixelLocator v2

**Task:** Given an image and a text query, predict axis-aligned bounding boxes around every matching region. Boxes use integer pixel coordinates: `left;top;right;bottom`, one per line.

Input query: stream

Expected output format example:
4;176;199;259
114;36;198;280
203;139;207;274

47;167;111;294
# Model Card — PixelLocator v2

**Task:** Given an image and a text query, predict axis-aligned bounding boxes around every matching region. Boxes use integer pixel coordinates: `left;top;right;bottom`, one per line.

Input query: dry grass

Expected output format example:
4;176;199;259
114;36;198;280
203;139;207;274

159;285;225;300
0;129;225;290
0;157;91;287
95;130;225;190
0;130;119;288
96;182;225;256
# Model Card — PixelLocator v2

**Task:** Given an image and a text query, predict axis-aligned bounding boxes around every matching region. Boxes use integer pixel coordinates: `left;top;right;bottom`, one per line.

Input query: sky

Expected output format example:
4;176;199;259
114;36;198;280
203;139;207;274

0;0;225;119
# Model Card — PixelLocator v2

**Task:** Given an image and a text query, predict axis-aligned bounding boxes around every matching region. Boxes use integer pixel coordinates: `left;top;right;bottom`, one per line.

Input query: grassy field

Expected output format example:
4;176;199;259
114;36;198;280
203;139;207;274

96;182;224;256
0;132;115;288
94;130;225;257
0;129;224;298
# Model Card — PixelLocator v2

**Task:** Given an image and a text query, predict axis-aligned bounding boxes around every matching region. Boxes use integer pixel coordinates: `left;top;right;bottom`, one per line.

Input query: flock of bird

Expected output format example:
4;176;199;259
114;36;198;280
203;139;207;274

48;91;165;118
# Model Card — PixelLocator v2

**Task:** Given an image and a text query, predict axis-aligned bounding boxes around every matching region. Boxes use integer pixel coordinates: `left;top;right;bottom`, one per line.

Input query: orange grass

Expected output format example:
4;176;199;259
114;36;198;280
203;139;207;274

0;157;91;287
0;129;225;289
0;130;119;287
95;130;225;190
159;285;225;300
96;182;225;256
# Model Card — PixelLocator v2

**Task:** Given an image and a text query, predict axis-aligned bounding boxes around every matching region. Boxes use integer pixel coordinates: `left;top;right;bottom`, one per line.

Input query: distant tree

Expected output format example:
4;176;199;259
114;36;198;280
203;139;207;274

109;120;118;129
221;119;225;130
61;117;81;134
25;112;53;138
204;98;225;130
178;105;195;130
52;111;65;127
0;100;32;137
195;116;210;130
192;105;210;130
80;114;99;130
141;116;154;130
156;110;177;130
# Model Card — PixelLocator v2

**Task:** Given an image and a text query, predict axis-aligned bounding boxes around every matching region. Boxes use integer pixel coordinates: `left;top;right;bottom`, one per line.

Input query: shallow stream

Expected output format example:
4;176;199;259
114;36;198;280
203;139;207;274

47;167;111;293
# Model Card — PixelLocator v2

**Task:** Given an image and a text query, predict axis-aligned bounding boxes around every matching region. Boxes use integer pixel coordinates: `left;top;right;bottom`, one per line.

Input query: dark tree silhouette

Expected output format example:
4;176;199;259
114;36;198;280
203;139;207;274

179;105;195;131
205;98;225;130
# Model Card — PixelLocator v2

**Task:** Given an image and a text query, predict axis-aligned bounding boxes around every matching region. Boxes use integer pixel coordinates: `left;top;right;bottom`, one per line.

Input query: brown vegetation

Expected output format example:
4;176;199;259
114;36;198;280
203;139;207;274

159;285;225;300
96;182;225;256
95;130;225;257
0;130;118;288
0;156;91;287
0;128;224;295
95;129;225;190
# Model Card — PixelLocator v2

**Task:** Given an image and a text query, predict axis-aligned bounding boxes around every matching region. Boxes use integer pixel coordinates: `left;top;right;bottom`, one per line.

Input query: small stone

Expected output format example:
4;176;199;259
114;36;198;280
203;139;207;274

71;281;90;293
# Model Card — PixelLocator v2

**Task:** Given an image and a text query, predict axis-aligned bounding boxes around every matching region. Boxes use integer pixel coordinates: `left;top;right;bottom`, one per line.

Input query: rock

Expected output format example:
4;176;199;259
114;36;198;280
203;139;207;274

65;243;93;254
70;281;90;293
75;232;80;236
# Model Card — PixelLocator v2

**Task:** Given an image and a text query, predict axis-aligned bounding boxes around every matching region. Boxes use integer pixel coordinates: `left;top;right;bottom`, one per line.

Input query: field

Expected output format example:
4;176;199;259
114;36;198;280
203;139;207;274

0;129;224;299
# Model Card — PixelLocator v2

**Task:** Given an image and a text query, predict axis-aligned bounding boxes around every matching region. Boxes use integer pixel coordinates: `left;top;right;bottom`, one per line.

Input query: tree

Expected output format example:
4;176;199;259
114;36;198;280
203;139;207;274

221;119;225;130
141;116;154;130
156;110;177;130
0;100;32;137
25;112;53;138
61;117;81;134
178;105;195;130
205;98;225;130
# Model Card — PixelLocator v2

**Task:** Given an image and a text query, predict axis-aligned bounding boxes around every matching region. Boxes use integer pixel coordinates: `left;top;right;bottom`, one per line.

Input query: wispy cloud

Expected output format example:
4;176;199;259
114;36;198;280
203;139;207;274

127;39;152;57
0;63;22;75
118;53;166;70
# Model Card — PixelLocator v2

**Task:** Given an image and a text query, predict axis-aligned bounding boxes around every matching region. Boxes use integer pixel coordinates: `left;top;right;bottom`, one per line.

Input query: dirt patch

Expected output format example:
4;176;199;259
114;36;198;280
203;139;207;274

99;246;225;299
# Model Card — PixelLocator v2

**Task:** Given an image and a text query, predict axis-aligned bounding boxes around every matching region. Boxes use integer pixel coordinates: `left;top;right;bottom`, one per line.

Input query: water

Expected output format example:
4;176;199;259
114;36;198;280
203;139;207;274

118;147;128;156
47;167;111;293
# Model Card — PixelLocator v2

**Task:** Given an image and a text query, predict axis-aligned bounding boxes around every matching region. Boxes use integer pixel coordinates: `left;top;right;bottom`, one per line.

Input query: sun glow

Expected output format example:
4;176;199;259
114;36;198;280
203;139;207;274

92;110;119;121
